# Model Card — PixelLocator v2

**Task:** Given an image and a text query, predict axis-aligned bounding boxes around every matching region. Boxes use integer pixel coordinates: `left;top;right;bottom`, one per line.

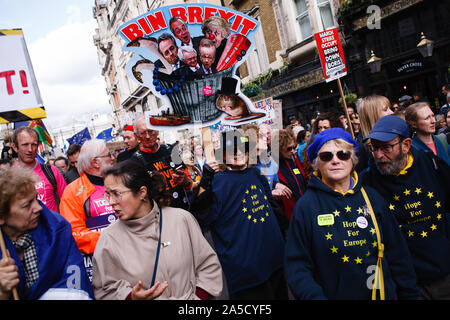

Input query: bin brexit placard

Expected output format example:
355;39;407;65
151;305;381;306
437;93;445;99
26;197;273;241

0;29;46;124
119;3;268;130
314;28;347;82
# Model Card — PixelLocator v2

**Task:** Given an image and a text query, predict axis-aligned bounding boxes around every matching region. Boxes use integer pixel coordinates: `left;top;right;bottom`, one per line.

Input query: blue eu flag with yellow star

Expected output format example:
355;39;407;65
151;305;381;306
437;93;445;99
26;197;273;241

67;127;91;146
96;127;114;142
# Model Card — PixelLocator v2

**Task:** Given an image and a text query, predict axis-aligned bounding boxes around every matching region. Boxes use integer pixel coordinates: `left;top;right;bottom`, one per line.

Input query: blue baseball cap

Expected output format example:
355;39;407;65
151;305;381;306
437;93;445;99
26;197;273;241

364;115;410;142
307;128;358;162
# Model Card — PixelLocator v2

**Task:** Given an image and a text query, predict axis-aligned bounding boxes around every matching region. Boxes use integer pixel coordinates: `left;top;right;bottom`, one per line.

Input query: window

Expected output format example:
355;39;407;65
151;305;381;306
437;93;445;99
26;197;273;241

316;0;334;30
295;0;312;39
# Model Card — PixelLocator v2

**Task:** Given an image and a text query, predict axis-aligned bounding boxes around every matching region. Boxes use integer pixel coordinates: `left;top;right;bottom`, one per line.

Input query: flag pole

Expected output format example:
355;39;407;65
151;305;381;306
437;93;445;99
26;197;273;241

0;228;20;300
337;78;355;140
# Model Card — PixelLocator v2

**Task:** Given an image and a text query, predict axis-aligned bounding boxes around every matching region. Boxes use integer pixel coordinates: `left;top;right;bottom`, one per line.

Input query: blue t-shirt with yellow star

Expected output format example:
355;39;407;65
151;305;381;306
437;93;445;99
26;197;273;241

207;167;285;294
285;172;419;300
362;147;450;285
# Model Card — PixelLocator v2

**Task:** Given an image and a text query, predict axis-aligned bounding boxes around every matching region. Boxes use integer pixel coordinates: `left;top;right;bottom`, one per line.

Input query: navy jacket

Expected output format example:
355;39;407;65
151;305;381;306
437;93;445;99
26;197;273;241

285;172;419;300
206;167;285;294
362;147;450;285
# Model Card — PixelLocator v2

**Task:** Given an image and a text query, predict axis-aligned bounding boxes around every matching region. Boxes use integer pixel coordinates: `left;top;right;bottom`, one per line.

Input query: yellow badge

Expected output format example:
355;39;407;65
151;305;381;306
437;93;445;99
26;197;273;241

318;214;335;226
293;168;301;175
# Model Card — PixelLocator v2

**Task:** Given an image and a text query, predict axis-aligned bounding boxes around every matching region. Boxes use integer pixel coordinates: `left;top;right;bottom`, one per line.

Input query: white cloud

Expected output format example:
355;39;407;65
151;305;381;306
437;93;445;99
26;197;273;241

27;18;111;131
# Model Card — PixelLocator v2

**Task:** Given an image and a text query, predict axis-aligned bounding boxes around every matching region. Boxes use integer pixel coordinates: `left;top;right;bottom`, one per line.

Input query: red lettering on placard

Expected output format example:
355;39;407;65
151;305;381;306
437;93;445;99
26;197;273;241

240;18;257;36
170;7;187;22
121;23;144;41
187;6;203;23
204;7;217;20
20;70;29;94
217;9;235;22
0;70;15;95
137;17;152;34
146;11;167;32
231;14;243;32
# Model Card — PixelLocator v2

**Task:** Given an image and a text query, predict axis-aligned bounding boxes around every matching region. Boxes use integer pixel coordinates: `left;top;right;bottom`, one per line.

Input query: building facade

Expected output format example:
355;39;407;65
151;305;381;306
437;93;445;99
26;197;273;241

338;0;450;111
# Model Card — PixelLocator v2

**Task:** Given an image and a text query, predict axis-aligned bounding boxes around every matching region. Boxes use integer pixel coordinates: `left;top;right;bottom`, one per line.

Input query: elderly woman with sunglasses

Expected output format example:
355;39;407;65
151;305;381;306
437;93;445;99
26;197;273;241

92;161;223;300
284;128;420;300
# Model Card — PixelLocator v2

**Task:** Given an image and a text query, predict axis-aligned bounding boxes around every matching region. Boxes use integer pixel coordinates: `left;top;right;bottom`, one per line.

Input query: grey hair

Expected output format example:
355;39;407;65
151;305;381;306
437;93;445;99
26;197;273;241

77;139;107;174
177;45;196;62
311;139;358;172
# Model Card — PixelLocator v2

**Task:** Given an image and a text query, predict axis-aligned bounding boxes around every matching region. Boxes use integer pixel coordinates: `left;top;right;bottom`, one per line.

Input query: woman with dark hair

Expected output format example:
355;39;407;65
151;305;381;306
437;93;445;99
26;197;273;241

92;161;222;300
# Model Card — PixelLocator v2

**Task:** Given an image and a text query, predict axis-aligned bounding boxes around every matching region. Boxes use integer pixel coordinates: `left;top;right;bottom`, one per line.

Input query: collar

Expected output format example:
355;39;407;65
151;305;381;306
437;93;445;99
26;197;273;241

140;143;160;154
314;170;359;195
334;171;358;195
396;152;414;176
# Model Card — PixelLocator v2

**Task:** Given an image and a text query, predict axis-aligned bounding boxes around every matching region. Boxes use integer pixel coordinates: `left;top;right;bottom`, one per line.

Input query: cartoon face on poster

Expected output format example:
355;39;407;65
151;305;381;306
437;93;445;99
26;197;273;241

119;4;268;130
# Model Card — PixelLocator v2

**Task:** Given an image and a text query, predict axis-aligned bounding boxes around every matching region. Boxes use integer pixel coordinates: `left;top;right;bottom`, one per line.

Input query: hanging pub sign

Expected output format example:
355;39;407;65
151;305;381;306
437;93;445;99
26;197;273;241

314;27;347;83
119;3;268;130
0;29;46;124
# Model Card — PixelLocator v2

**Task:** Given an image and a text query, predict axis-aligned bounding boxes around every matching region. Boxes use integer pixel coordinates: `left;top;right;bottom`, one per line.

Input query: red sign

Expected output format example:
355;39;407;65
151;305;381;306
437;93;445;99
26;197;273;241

314;28;347;82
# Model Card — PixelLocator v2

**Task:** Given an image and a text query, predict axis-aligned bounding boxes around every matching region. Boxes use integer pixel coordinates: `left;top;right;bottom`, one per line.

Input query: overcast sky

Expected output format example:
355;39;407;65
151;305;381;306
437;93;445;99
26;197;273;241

0;0;111;131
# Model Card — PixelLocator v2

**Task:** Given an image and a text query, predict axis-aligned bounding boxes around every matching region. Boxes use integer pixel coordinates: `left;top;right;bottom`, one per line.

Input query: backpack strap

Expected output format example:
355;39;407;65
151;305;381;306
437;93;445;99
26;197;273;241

40;163;60;209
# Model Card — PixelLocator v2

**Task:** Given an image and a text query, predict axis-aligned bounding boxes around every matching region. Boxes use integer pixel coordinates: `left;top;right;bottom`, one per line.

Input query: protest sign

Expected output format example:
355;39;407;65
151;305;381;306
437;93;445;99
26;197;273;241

0;29;46;124
314;28;347;83
119;3;268;130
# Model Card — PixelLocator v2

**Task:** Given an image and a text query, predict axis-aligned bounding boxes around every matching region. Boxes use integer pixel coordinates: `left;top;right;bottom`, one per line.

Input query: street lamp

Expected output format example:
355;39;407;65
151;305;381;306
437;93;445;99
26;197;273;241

367;50;382;73
417;32;434;57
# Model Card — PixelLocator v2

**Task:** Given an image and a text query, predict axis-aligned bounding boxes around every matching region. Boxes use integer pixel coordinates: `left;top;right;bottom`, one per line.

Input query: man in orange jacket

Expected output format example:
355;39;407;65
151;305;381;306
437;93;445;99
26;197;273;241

59;139;116;281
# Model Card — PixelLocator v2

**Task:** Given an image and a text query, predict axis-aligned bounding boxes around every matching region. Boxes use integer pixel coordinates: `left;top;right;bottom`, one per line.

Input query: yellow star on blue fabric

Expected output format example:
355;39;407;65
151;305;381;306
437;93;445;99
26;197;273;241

325;232;333;240
427;191;434;199
415;188;422;195
344;205;351;213
341;255;349;263
389;204;395;210
333;209;340;217
403;189;411;196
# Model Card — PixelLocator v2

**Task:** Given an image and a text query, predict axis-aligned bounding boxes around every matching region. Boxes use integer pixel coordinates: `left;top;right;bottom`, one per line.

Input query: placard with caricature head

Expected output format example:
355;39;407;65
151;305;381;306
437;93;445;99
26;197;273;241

119;3;268;130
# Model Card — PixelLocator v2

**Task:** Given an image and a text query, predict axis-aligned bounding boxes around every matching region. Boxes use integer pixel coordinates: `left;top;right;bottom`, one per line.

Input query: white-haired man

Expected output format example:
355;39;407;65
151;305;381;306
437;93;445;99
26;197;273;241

59;139;116;281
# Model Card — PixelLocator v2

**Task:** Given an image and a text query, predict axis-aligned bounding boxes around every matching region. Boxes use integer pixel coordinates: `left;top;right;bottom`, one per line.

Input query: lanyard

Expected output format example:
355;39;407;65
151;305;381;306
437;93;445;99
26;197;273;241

151;207;162;287
361;187;385;300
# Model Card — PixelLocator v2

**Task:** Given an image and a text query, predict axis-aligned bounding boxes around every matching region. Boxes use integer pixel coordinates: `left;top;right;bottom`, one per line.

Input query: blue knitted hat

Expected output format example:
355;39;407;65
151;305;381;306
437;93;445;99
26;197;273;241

307;128;359;161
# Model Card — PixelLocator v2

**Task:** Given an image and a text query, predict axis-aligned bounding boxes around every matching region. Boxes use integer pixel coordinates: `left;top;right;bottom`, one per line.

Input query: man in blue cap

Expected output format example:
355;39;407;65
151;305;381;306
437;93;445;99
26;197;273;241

362;115;450;299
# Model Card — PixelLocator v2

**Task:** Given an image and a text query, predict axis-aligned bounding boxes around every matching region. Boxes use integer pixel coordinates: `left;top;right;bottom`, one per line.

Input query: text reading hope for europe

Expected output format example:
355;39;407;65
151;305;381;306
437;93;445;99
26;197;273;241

120;5;257;42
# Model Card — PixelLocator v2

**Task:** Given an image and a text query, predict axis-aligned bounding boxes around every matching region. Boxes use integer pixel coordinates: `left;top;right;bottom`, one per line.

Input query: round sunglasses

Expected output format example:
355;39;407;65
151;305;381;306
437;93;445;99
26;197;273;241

318;150;352;162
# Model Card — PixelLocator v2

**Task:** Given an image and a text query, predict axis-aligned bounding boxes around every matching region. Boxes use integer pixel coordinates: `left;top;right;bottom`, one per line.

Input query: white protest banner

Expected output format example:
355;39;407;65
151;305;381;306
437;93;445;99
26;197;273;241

0;29;46;123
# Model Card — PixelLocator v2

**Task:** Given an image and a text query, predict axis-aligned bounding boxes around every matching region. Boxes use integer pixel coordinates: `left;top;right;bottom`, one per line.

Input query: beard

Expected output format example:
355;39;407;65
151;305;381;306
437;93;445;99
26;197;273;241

375;150;406;175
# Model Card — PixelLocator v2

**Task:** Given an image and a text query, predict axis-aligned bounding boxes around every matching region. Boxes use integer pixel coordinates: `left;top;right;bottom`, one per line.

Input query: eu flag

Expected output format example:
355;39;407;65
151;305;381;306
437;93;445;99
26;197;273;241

96;127;114;142
67;127;91;146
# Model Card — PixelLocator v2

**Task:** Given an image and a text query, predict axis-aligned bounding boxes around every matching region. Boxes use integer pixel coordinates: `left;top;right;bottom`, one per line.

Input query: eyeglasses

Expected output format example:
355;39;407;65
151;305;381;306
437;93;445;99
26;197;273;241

96;152;113;159
318;150;352;162
367;141;402;154
137;130;157;137
103;190;132;202
286;146;296;151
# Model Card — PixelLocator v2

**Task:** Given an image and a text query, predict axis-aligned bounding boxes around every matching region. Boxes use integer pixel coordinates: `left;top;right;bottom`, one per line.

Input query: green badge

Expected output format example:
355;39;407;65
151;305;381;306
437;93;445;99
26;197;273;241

318;214;335;226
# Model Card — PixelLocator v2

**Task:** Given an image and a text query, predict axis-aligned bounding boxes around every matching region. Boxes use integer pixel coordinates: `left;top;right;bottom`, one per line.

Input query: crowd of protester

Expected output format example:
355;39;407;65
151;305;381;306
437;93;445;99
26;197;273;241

0;87;449;300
